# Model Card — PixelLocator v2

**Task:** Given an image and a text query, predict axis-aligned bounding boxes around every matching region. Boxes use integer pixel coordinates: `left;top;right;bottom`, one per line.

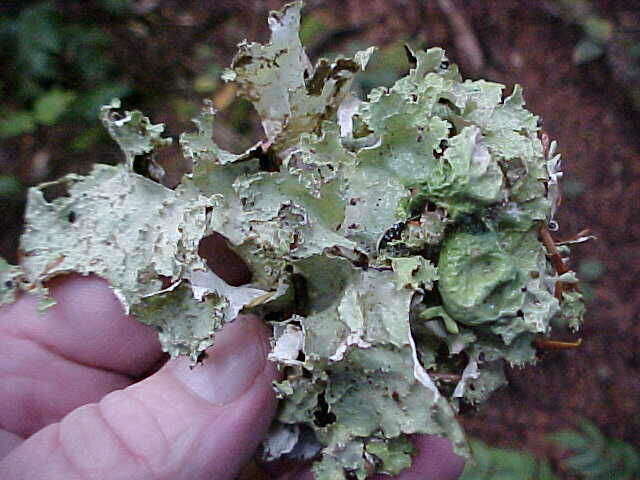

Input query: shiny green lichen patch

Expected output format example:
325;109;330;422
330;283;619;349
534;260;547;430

0;2;586;479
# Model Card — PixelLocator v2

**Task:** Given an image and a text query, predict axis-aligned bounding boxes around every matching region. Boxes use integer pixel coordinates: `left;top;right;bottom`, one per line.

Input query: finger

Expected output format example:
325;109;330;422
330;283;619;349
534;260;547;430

0;315;280;480
0;323;132;438
0;430;23;461
0;276;163;437
1;275;162;376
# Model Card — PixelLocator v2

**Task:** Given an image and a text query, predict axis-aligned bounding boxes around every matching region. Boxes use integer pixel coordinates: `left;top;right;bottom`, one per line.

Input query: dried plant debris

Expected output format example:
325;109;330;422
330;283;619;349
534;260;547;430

0;2;587;478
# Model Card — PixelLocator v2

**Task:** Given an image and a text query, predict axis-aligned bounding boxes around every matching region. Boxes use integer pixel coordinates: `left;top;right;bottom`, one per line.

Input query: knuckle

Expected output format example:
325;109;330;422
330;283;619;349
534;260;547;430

56;392;167;480
97;389;170;477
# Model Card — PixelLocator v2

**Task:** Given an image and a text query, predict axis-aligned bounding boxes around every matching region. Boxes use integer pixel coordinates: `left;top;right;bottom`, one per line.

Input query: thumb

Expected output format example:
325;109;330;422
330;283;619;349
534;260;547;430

0;315;279;480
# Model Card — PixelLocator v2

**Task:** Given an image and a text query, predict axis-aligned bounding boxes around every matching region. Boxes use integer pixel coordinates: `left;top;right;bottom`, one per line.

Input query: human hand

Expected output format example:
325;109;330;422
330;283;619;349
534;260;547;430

0;275;465;479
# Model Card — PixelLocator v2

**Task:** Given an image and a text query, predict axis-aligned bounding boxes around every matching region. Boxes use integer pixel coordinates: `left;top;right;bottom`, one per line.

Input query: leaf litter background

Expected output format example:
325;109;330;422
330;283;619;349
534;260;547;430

0;0;638;478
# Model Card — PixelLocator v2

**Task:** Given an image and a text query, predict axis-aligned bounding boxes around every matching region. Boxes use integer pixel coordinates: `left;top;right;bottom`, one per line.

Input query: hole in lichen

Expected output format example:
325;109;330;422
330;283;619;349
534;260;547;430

437;97;461;116
67;211;76;223
378;222;406;250
195;350;209;364
404;45;417;66
198;232;252;286
41;183;71;203
433;139;448;159
457;400;475;415
313;392;336;427
257;146;281;172
424;200;438;212
305;60;332;95
291;273;310;316
133;153;154;177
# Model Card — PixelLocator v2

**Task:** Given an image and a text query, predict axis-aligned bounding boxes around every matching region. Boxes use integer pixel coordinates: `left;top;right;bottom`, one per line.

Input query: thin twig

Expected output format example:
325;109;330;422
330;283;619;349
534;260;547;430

533;337;582;351
429;373;462;382
436;0;485;73
539;222;573;299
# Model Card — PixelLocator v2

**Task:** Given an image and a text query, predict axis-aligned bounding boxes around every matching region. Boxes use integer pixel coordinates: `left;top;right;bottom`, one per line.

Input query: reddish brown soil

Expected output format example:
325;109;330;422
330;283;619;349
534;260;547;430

1;1;638;477
453;2;640;475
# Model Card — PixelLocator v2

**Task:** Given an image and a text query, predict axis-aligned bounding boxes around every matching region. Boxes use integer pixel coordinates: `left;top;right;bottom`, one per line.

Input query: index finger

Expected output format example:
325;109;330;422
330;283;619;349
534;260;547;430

0;275;163;437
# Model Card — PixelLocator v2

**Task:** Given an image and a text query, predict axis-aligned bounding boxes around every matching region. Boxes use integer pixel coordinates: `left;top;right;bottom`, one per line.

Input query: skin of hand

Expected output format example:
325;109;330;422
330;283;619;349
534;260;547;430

0;275;465;480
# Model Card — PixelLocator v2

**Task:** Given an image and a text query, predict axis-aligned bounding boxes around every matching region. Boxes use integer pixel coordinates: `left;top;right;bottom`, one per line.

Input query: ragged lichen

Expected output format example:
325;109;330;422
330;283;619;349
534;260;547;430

0;2;587;478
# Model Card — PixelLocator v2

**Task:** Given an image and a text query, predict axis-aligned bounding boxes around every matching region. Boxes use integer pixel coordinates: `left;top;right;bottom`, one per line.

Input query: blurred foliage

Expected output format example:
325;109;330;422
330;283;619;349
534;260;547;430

548;419;640;480
299;11;328;47
193;45;223;95
0;1;131;142
460;420;640;480
0;175;23;199
577;258;604;282
546;0;640;109
547;0;613;64
561;178;586;199
459;439;558;480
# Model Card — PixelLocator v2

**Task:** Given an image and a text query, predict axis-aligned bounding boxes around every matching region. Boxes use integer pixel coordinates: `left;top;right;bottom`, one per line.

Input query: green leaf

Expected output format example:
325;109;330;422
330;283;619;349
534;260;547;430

573;38;605;64
15;2;61;80
0;175;23;198
0;110;35;138
460;439;559;480
73;83;132;120
33;89;77;125
548;419;640;479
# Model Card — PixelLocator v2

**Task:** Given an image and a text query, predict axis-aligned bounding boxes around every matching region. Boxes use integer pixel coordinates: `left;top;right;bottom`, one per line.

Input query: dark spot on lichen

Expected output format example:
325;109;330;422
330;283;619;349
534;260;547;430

313;392;336;427
404;45;417;65
232;55;253;69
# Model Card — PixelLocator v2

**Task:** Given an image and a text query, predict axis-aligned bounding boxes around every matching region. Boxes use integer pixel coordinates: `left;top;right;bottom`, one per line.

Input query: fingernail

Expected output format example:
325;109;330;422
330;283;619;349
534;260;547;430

169;315;268;405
